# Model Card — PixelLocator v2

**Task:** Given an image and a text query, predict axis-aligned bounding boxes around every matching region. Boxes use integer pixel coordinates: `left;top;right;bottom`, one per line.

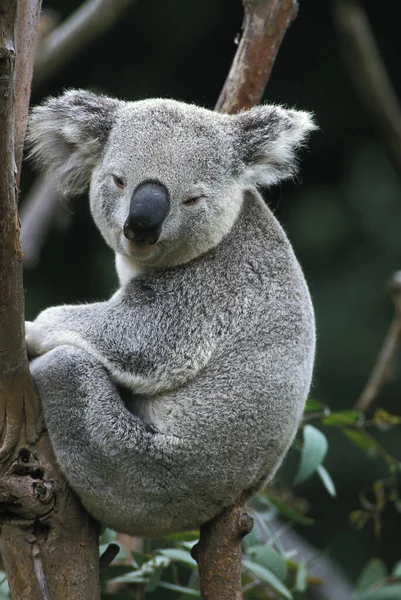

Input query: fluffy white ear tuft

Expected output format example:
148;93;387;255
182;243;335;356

232;104;317;187
27;90;120;196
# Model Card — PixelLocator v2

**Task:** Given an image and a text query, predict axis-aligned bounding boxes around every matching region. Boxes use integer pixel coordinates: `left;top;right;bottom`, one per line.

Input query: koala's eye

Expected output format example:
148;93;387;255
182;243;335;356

112;175;125;191
182;196;202;206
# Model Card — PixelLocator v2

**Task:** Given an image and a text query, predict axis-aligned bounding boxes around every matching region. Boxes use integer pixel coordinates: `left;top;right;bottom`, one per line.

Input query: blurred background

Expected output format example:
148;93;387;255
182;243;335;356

20;0;401;591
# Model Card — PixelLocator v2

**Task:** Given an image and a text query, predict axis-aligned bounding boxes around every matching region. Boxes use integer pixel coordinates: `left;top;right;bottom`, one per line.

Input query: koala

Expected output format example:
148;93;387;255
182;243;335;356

26;90;316;536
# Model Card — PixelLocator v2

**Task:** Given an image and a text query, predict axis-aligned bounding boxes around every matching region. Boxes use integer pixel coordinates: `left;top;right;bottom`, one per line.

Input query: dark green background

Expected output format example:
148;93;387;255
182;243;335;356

22;0;401;583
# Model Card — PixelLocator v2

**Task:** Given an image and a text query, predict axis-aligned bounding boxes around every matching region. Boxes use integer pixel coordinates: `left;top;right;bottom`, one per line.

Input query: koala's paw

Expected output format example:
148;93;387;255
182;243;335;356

25;319;56;358
25;320;41;358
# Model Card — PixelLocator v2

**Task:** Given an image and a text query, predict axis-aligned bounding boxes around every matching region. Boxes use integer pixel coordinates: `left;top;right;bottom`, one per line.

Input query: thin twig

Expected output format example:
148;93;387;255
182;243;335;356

99;543;120;574
355;272;401;412
215;0;298;114
333;0;401;179
33;0;136;90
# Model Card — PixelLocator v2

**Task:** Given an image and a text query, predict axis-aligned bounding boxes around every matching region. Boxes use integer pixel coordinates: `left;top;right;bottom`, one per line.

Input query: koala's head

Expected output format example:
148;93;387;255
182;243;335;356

28;90;316;270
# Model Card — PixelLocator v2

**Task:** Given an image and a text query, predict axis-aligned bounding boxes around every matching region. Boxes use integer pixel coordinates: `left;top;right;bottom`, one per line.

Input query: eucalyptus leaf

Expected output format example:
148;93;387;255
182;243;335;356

322;410;361;426
294;561;307;593
317;465;336;497
146;564;164;593
392;560;401;577
248;544;287;581
304;398;325;413
355;585;401;600
131;550;153;568
243;559;293;599
356;559;387;592
158;581;200;596
294;425;328;484
158;548;197;569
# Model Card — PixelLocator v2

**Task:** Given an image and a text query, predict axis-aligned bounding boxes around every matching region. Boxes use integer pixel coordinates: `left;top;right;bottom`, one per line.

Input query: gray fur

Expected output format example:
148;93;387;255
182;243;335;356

27;91;316;536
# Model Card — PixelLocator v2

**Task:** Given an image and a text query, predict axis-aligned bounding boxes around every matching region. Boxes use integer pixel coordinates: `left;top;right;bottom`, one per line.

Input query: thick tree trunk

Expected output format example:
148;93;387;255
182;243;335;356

0;2;101;598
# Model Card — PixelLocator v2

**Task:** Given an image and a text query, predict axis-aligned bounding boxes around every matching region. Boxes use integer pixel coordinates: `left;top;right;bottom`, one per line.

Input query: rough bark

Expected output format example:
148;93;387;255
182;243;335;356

215;0;299;114
0;2;101;598
192;500;254;600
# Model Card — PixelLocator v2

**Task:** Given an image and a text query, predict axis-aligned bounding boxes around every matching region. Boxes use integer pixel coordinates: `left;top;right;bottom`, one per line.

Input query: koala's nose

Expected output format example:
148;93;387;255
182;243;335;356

123;181;170;245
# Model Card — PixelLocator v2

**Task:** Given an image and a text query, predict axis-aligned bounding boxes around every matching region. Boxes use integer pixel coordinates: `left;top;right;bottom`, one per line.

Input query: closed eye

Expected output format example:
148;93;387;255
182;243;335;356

182;196;204;206
112;174;125;190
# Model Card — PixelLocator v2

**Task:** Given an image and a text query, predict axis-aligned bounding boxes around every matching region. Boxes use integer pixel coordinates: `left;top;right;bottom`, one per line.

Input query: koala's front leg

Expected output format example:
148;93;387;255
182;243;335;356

25;303;102;359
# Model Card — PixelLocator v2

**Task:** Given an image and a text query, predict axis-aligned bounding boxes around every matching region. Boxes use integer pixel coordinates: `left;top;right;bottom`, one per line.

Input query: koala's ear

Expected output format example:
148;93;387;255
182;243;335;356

233;105;317;187
27;90;120;196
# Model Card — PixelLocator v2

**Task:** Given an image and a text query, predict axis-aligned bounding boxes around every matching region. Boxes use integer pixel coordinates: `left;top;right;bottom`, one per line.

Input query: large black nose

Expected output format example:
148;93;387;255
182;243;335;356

123;181;170;245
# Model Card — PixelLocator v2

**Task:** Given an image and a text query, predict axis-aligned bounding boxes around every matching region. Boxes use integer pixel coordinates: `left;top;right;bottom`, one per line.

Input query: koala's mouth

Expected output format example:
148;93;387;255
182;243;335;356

125;239;161;261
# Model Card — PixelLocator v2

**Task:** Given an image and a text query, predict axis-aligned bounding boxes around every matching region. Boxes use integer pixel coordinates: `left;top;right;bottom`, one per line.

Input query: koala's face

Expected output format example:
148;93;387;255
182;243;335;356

28;91;316;270
89;100;241;269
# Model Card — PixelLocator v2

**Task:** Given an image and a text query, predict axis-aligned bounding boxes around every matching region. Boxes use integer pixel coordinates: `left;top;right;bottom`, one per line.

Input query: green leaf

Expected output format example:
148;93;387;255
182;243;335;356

294;561;307;593
356;559;387;593
294;425;328;484
131;550;152;567
341;429;398;466
392;561;401;577
158;548;197;569
355;585;401;599
343;429;379;457
248;544;287;581
110;556;169;584
243;559;293;599
317;465;336;497
373;409;401;428
101;565;138;581
266;495;315;525
322;410;361;426
304;399;325;413
158;582;200;596
162;531;199;542
145;564;164;593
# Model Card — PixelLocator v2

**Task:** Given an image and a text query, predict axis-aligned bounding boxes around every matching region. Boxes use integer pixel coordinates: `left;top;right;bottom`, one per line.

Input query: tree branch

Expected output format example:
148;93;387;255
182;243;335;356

192;2;299;598
14;0;42;188
355;272;401;412
33;0;137;90
215;0;298;114
20;174;61;268
192;499;254;600
333;0;401;180
0;3;101;598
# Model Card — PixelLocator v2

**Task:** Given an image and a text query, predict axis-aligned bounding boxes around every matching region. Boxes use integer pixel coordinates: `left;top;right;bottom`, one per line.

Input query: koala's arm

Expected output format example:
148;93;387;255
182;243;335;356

26;287;216;395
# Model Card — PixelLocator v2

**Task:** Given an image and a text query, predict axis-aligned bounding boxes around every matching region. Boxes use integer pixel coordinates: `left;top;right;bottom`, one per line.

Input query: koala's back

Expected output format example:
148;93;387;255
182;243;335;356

120;189;315;530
